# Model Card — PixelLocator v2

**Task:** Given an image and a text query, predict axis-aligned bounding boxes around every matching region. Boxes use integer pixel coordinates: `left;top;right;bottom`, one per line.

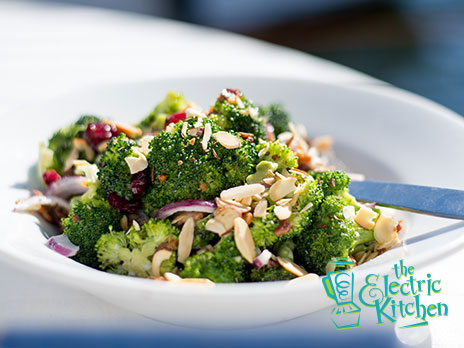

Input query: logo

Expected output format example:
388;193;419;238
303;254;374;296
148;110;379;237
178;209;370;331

322;258;448;330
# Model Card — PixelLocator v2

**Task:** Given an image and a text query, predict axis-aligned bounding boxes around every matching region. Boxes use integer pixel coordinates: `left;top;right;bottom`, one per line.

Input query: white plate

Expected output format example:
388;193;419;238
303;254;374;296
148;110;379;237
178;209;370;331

2;76;464;328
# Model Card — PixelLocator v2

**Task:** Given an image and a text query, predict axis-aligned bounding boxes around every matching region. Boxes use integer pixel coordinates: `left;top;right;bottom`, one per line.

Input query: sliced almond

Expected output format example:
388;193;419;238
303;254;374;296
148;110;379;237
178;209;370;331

125;155;148;174
178;217;195;263
201;123;212;152
269;176;297;201
213;131;242;149
187;127;203;137
290;193;300;207
311;135;333;152
139;135;154;156
132;220;141;231
97;141;108;153
274;204;292;220
220;184;265;201
205;218;227;235
64;147;79;171
171;212;203;226
276;198;292;206
72;138;95;161
164;272;182;281
165;123;176;133
103;120;142;138
215;198;251;213
300;202;313;213
258;148;268;158
343;206;356;220
261;177;276;186
185;108;206;119
288;169;310;177
253;199;268;218
152;249;173;277
181;122;188;138
374;214;398;244
354;206;377;230
234;217;256;263
277;257;308;277
241;196;252;206
214;207;241;232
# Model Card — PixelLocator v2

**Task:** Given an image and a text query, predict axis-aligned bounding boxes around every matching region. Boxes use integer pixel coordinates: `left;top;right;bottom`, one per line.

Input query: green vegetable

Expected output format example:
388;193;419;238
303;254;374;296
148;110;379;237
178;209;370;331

249;209;280;248
249;208;308;249
97;134;137;200
210;89;266;139
260;103;291;136
246;161;278;184
96;218;180;277
138;91;190;131
47;115;100;174
256;141;298;171
250;266;295;282
193;215;218;249
180;235;249;283
143;118;258;214
295;194;374;275
274;240;295;261
296;177;324;213
62;197;121;269
311;170;351;196
159;251;177;275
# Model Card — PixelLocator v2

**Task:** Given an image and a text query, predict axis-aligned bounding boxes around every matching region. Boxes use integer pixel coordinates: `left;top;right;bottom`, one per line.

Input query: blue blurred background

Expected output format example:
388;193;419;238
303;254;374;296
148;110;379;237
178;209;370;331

25;0;464;115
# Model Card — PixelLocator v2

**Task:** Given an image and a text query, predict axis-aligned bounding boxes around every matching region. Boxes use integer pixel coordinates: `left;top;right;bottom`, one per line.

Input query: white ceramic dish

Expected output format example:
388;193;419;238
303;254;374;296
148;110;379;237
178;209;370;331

2;76;464;328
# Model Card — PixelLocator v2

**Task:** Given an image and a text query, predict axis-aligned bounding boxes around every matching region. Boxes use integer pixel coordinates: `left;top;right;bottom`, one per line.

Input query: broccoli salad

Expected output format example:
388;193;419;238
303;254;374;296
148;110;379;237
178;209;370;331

15;88;402;284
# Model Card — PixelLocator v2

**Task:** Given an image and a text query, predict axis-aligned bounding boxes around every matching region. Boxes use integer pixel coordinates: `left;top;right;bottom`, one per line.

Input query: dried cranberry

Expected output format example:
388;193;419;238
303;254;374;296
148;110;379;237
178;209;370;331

165;112;186;127
131;170;148;198
84;123;120;149
43;169;61;186
107;193;140;213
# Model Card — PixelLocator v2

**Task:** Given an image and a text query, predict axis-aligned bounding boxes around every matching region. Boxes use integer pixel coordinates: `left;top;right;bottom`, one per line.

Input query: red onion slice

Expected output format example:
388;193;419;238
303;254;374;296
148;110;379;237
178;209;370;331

14;195;70;212
156;200;216;219
45;176;88;199
253;249;272;269
47;234;79;257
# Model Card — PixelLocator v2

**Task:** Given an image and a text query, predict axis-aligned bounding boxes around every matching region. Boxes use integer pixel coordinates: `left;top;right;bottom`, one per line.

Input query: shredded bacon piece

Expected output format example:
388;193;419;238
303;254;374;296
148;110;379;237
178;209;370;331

274;220;292;237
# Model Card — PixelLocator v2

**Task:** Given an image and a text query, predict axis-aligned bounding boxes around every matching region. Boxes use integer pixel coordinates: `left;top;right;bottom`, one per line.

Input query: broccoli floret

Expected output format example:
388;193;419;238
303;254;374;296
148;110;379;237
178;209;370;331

295;195;374;275
260;103;291;137
256;141;298;171
143;118;258;214
249;208;309;249
138;91;190;131
210;89;266;139
47;115;101;174
180;235;249;283
311;170;351;196
97;135;137;200
193;215;218;249
159;251;177;275
296;177;324;213
249;209;280;248
250;266;295;282
96;218;180;277
62;197;121;269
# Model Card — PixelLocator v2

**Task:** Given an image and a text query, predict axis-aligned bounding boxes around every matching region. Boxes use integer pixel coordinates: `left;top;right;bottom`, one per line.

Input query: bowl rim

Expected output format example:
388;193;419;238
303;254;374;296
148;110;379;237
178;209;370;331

2;74;464;297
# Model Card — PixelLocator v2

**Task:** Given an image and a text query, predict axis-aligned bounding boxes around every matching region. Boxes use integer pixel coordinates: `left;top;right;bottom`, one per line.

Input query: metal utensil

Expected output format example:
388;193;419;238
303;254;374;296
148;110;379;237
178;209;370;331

348;180;464;220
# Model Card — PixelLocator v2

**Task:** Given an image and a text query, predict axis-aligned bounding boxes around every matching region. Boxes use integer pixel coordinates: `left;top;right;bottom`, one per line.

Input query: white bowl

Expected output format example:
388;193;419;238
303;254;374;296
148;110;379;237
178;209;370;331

2;76;464;328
